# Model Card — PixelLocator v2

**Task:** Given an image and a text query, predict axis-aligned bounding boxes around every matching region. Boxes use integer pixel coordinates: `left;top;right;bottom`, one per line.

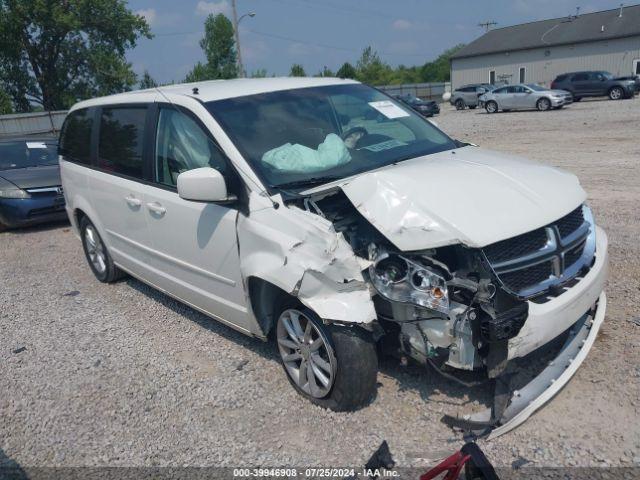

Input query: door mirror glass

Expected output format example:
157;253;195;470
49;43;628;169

177;167;232;202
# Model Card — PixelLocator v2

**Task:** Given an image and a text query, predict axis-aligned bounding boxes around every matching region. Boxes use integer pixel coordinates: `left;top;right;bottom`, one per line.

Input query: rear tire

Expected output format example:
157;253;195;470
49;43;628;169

537;97;551;111
80;216;126;283
608;86;623;100
275;302;377;412
485;101;498;113
573;96;582;102
455;99;466;110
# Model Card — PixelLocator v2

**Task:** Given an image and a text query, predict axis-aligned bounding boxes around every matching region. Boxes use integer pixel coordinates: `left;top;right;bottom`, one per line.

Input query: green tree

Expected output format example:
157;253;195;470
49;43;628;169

139;70;157;89
315;66;334;77
185;13;238;82
0;90;12;114
289;64;306;77
0;0;150;112
355;46;392;85
250;68;268;78
336;62;357;79
419;44;465;82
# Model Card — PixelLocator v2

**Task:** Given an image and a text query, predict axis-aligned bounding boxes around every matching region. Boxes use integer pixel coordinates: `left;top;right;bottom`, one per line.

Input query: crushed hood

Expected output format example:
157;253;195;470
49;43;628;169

340;146;586;250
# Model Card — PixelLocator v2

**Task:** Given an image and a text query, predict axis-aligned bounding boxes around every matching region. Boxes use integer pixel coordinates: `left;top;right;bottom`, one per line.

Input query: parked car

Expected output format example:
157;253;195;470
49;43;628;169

0;136;67;231
480;83;573;113
394;94;440;117
550;71;637;101
60;78;607;436
449;84;495;110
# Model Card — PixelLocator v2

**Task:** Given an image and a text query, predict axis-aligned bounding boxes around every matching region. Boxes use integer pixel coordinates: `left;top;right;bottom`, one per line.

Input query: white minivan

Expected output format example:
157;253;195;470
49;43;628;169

60;78;608;437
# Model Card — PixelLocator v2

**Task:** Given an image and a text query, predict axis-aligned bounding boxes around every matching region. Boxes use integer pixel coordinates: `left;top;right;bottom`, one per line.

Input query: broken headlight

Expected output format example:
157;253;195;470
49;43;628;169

369;252;449;314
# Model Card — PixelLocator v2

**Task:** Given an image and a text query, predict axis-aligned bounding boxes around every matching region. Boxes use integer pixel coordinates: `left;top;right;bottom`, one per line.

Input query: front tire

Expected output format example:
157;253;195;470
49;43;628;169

537;97;551;111
485;101;498;113
455;99;466;110
276;305;377;411
608;86;623;100
80;217;126;283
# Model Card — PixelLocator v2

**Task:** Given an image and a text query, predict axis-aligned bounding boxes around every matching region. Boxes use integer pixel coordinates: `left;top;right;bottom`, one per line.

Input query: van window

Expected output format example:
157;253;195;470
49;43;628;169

98;107;147;179
59;108;93;165
154;108;228;187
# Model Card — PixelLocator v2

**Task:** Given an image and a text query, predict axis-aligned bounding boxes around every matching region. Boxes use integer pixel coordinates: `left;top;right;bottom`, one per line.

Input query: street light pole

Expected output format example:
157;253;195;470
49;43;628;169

231;0;255;78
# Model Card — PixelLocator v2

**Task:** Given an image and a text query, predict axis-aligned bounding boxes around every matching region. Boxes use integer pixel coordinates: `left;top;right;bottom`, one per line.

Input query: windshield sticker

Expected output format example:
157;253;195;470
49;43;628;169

361;139;407;152
368;100;410;119
26;142;47;149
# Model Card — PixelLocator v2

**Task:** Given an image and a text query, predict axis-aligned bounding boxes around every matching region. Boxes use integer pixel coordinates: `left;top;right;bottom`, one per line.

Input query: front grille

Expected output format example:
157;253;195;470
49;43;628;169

482;205;595;298
484;229;548;264
557;206;584;238
500;261;554;292
564;241;586;268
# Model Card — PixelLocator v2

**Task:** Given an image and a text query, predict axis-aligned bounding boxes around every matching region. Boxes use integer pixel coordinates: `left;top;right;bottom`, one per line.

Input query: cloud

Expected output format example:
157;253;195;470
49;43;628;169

137;8;157;26
195;0;231;17
392;19;412;30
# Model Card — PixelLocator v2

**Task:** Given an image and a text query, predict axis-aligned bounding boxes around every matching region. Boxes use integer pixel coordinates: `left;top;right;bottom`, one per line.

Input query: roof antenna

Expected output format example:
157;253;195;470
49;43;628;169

618;3;624;17
478;20;497;32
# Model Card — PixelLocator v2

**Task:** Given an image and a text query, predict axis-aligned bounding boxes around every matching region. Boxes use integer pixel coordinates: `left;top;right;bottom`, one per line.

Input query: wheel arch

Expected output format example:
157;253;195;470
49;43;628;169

247;276;294;337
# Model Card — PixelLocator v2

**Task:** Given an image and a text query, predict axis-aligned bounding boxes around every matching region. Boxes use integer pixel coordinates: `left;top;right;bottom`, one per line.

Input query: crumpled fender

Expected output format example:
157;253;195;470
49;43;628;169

237;199;376;325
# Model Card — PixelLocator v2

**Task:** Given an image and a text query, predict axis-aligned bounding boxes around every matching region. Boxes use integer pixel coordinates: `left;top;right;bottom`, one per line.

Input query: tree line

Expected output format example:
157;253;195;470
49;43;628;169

0;2;462;114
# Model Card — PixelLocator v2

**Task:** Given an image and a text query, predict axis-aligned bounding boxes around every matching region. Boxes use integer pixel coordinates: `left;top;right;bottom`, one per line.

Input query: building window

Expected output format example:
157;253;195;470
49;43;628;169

490;70;496;84
519;67;526;83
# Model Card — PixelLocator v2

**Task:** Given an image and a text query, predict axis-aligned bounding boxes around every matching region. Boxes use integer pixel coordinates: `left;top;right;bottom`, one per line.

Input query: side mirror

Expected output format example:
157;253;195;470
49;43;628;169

177;167;235;203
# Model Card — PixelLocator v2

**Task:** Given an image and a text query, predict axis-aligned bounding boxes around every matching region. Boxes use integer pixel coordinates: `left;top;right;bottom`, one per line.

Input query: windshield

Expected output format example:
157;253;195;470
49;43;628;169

526;84;547;91
206;84;456;190
0;141;58;170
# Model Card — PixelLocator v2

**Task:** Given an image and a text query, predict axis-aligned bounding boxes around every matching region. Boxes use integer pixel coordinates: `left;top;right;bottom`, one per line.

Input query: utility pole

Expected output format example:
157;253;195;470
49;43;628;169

478;21;497;32
231;0;244;78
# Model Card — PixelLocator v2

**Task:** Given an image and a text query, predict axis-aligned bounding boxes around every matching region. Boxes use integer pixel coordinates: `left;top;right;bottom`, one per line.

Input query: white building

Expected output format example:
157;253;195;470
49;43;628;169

450;4;640;88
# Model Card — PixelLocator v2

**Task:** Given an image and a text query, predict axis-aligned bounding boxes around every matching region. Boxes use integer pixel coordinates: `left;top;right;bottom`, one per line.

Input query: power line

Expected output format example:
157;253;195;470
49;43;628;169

246;28;428;58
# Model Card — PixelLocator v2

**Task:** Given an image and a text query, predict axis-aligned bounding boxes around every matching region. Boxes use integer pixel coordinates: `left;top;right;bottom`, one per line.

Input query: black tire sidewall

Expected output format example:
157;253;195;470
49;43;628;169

486;101;497;113
275;303;378;412
455;99;465;110
537;98;551;111
80;217;118;283
609;87;623;100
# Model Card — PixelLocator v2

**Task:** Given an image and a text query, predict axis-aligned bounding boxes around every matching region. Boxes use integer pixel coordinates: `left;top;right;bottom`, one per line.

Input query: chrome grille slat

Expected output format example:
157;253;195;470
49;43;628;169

482;205;596;298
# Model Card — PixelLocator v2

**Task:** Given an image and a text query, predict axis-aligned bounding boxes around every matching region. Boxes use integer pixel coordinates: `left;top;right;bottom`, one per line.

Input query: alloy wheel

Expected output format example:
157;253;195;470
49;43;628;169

84;225;107;274
276;309;336;399
538;98;551;111
609;87;622;100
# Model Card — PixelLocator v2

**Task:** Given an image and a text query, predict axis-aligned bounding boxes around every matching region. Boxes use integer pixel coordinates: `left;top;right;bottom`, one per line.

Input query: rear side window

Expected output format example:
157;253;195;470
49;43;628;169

98;107;147;179
554;74;567;82
59;108;93;165
571;73;589;81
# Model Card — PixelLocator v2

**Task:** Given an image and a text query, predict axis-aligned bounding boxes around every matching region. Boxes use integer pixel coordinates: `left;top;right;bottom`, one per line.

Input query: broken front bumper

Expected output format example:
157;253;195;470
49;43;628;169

443;226;608;439
444;292;606;439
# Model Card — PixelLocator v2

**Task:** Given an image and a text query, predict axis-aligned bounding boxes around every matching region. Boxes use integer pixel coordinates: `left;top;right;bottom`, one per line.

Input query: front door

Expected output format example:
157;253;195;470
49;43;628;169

143;105;256;335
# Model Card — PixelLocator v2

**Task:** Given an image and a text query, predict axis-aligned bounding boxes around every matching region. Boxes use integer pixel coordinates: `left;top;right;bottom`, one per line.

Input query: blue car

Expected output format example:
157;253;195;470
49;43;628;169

0;136;68;231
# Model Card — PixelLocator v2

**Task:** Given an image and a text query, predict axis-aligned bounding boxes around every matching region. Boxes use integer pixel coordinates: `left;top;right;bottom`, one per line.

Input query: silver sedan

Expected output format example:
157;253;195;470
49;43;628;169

479;83;573;113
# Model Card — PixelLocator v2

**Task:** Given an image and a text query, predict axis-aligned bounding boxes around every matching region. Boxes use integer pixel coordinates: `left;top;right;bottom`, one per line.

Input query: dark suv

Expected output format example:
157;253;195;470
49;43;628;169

551;71;637;101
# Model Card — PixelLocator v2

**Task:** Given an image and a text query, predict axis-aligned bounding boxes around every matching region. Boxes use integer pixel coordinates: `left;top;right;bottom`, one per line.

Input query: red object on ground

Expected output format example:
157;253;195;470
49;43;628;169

419;450;472;480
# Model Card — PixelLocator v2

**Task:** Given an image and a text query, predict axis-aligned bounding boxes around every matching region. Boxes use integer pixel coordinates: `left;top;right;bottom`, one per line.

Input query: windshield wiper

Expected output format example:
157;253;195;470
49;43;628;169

272;176;342;190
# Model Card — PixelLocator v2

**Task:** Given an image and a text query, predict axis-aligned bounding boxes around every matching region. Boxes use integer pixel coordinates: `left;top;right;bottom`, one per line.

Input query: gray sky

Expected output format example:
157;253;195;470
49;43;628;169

127;0;630;83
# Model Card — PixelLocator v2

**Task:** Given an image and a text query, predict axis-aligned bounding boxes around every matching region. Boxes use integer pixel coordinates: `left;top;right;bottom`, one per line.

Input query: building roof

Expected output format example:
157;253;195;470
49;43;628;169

72;77;359;110
451;4;640;59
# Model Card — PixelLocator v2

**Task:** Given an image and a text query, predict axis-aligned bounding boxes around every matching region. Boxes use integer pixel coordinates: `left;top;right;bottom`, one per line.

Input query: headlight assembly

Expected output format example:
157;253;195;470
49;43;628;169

369;252;449;314
0;188;30;199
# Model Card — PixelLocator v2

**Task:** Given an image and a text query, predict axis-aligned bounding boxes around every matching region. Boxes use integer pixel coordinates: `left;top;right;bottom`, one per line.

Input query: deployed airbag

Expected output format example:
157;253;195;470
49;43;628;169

262;133;351;173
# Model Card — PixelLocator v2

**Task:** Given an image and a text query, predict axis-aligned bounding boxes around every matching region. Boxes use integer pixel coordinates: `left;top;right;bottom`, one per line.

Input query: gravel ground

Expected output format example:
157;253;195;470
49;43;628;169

1;97;639;473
